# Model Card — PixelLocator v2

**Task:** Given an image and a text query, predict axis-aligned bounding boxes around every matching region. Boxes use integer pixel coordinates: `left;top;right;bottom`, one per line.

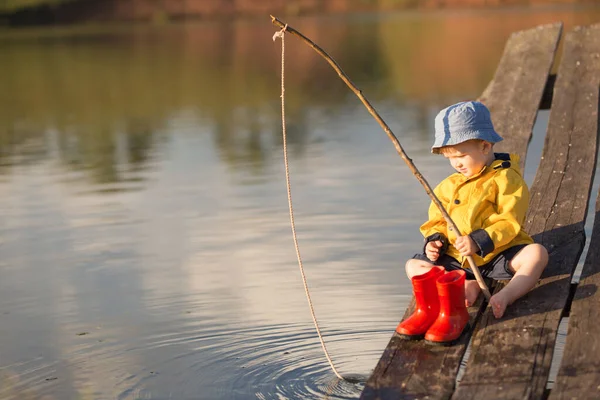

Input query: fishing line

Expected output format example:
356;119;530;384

272;25;344;381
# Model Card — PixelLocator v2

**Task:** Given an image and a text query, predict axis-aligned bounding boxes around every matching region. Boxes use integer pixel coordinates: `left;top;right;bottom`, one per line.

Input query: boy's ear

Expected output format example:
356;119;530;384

482;141;493;154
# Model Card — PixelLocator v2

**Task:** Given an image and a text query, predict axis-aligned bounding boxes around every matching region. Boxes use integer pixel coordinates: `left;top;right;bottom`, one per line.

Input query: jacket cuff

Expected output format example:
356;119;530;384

423;233;449;255
469;229;495;257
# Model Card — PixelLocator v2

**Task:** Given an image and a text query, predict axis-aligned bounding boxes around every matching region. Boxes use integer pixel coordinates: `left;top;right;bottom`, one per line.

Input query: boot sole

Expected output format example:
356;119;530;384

397;333;425;341
424;323;471;346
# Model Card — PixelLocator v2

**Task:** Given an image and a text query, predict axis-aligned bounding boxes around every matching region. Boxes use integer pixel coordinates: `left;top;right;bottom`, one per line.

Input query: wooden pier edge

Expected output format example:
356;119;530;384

547;23;600;400
360;23;563;400
550;181;600;400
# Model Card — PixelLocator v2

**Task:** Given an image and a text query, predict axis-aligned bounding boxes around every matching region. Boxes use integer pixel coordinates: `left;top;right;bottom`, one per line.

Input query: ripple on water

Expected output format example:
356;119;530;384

0;358;62;400
101;321;386;400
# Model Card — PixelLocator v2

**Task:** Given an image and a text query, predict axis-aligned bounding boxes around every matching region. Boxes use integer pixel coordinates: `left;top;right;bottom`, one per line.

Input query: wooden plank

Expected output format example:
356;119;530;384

548;24;600;400
550;195;600;399
453;23;600;400
360;23;562;400
360;299;485;400
479;23;563;169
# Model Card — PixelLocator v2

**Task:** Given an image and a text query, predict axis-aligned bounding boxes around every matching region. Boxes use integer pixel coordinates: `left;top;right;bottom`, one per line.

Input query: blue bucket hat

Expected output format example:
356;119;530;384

432;101;503;154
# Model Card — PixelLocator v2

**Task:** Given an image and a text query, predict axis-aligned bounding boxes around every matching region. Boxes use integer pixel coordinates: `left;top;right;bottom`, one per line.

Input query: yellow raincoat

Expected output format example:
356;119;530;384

420;153;533;268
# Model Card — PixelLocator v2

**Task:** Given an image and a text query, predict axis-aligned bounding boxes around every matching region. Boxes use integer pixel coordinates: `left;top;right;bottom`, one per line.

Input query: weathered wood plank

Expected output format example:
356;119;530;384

453;23;600;400
360;299;485;400
548;24;600;400
480;23;563;168
360;23;562;400
550;196;600;400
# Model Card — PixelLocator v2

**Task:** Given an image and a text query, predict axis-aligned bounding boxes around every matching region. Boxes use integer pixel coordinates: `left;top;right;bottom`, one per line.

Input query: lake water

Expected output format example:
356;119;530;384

1;5;600;399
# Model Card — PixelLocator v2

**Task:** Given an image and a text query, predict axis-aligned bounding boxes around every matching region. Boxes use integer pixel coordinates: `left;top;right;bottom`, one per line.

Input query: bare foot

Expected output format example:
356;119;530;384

464;280;481;307
489;292;510;318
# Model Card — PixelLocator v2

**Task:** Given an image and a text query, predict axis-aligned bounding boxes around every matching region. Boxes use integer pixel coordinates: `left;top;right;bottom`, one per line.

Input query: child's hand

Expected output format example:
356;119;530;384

455;235;477;257
425;240;444;261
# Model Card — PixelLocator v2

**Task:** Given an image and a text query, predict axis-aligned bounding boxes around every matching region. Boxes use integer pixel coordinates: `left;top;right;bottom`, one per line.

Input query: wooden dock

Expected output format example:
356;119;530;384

361;22;600;400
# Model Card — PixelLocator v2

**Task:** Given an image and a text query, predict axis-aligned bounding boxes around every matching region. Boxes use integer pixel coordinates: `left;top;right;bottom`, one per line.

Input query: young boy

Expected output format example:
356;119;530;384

406;101;548;319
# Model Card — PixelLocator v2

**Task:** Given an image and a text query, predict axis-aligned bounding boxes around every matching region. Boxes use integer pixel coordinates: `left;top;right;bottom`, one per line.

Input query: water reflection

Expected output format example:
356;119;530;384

3;8;599;188
0;6;599;400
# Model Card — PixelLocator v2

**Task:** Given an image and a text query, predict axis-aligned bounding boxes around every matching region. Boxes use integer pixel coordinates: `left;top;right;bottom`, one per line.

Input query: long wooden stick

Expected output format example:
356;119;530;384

271;15;491;301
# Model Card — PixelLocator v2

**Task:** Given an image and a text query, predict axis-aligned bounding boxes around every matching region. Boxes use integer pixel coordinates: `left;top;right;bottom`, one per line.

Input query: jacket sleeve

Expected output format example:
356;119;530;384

420;181;450;250
470;169;529;257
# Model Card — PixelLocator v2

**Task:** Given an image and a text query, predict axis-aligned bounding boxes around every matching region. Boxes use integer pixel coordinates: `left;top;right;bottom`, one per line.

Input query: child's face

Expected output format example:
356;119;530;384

441;140;493;178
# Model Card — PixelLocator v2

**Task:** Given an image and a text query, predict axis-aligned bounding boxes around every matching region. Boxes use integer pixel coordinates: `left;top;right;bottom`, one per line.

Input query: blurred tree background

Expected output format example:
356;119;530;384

0;0;597;26
0;0;72;12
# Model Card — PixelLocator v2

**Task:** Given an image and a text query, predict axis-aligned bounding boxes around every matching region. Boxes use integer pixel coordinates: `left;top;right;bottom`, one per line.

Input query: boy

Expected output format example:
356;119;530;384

406;101;548;321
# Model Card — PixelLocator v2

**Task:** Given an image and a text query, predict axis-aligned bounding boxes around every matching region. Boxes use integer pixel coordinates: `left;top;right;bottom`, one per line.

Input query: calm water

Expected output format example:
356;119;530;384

1;6;600;400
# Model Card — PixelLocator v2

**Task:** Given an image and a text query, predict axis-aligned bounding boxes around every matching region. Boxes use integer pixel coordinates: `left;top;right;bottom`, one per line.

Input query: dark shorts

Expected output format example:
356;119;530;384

412;244;528;281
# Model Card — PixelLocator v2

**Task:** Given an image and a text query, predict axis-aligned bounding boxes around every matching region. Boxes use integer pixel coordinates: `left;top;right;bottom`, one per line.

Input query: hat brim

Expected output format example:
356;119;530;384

431;129;503;154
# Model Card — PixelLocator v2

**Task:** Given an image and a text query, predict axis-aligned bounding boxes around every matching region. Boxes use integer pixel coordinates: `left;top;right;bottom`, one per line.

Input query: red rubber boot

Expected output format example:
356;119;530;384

424;270;470;345
396;266;445;339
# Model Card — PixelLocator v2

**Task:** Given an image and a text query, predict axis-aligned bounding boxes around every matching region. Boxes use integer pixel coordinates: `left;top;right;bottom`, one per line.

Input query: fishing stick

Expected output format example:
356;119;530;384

270;15;491;301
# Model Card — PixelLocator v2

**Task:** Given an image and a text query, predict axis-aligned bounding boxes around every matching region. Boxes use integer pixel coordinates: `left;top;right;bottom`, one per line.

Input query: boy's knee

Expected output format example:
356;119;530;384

405;258;433;279
526;243;549;269
531;243;549;262
405;259;416;276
